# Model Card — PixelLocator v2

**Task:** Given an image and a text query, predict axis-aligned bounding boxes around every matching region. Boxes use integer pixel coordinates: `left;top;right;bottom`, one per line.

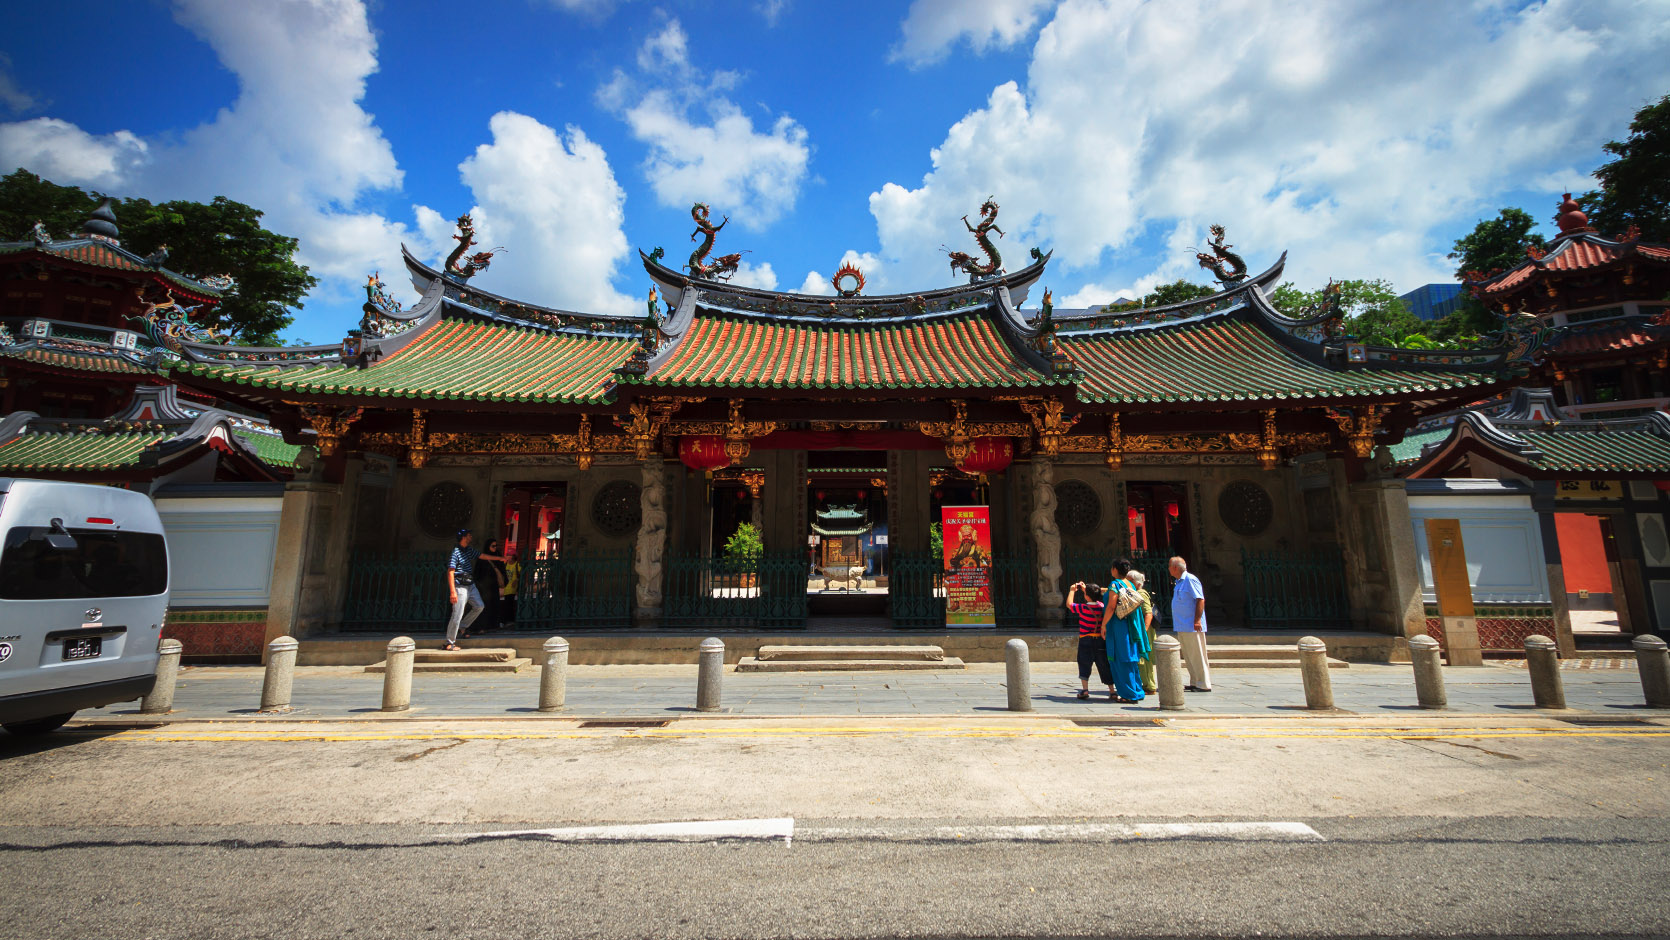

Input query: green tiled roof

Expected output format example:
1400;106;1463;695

1062;319;1495;404
0;344;153;375
1519;428;1670;473
0;429;169;471
1389;426;1452;464
175;317;635;404
235;431;302;468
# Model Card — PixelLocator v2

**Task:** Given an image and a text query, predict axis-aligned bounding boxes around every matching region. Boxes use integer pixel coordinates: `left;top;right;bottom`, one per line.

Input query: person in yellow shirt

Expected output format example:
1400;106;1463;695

501;551;521;629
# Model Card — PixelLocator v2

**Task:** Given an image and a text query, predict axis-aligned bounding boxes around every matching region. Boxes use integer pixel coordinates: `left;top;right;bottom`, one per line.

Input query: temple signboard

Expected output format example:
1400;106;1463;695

941;506;994;628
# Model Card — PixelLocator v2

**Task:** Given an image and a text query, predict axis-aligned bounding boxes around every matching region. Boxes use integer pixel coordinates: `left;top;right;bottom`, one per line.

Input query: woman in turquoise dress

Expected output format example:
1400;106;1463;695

1100;558;1152;703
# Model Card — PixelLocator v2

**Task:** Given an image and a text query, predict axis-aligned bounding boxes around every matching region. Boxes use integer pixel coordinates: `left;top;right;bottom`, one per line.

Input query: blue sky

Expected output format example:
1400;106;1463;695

1;0;1667;343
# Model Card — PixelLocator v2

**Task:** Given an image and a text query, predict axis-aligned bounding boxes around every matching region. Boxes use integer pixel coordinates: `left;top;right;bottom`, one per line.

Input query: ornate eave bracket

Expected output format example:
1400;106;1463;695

915;401;1031;465
1019;399;1079;457
664;399;777;465
294;404;364;458
615;396;703;461
1327;405;1388;458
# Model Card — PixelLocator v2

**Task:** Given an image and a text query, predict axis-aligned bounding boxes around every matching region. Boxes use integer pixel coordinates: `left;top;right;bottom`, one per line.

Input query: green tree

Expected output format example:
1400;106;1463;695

0;169;316;345
1580;92;1670;241
1268;278;1432;346
1447;207;1547;281
1103;278;1216;312
723;521;763;560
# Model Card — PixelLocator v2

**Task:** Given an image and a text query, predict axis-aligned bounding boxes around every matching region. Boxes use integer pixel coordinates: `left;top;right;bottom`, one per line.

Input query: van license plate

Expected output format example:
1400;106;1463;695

62;636;102;661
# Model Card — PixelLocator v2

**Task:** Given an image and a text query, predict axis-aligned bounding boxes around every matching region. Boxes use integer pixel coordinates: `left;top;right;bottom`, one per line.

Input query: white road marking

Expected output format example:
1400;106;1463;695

799;821;1324;842
458;818;795;844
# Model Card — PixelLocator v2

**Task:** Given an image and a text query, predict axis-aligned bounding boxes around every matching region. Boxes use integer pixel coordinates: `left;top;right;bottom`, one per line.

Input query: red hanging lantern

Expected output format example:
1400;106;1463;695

815;490;826;501
957;436;1014;474
678;435;729;472
1166;501;1180;519
1127;507;1140;522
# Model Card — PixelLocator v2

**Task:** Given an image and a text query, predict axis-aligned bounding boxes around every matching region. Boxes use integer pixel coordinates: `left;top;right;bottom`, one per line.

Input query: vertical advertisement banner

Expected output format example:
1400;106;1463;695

941;505;994;628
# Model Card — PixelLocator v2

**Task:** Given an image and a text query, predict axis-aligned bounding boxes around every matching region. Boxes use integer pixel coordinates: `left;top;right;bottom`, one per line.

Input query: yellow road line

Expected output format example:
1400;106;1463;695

95;726;1670;744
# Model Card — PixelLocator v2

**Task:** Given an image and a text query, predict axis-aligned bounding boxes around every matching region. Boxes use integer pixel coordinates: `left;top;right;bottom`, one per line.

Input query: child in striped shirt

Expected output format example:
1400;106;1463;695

1067;581;1113;700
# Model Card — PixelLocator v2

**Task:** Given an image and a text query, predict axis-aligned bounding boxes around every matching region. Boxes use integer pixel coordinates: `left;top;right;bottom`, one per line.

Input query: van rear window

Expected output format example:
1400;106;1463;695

0;527;167;600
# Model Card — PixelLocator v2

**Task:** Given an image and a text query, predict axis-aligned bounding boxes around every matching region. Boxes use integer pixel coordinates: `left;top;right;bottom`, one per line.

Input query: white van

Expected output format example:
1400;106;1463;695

0;479;169;734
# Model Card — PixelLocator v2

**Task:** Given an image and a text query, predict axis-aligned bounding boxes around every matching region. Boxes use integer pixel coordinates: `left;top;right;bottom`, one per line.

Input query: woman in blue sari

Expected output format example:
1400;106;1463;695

1100;558;1152;703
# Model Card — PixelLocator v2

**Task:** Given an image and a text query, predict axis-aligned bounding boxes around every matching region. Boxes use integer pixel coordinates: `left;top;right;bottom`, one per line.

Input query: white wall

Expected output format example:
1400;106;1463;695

1409;489;1550;604
154;496;283;608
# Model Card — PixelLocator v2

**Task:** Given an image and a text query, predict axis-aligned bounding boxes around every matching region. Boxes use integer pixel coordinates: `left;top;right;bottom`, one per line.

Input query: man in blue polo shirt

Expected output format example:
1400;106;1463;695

1169;555;1211;692
443;528;484;651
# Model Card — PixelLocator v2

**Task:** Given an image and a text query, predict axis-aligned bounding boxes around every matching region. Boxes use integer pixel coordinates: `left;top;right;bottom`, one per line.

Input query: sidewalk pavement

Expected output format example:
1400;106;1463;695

76;660;1670;723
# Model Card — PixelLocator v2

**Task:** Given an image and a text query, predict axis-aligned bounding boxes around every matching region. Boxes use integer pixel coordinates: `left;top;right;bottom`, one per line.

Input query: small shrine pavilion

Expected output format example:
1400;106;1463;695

155;203;1547;648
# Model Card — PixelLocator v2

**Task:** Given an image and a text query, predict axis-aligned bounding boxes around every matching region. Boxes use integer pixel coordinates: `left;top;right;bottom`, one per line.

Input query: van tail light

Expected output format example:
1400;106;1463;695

85;517;115;525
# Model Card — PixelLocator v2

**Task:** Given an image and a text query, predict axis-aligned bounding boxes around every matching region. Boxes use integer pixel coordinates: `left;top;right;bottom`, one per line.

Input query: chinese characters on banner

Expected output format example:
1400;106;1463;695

941;505;994;628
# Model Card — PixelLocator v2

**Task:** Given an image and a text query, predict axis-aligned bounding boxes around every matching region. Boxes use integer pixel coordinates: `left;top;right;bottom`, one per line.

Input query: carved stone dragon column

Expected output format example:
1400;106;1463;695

633;457;670;626
1030;455;1065;626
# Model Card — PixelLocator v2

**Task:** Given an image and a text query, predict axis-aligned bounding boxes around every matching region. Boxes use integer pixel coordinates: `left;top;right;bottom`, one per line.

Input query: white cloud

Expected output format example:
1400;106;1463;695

0;118;147;189
891;0;1055;67
871;0;1670;298
0;0;414;308
0;55;37;114
729;260;779;291
601;19;810;229
758;0;788;27
453;112;637;317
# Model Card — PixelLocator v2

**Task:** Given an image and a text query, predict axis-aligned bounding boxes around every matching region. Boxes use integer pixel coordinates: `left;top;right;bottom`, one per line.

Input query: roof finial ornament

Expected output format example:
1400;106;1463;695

687;203;742;281
1554;193;1594;237
79;197;120;245
29;220;51;246
1193;224;1247;285
831;261;865;297
946;197;1003;282
443;213;505;281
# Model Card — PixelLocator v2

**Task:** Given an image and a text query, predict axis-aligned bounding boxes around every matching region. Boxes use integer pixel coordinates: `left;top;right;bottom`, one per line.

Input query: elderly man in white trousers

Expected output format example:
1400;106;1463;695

1168;555;1212;692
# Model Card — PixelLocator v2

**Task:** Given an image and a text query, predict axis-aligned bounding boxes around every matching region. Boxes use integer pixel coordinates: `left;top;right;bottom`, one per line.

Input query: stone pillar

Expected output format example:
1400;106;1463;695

1030;456;1064;627
263;478;342;655
1347;478;1425;641
1535;508;1578;657
634;458;669;626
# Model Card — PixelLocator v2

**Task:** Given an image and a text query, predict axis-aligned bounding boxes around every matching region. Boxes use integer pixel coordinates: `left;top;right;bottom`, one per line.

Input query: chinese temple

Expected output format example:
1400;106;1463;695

150;201;1551;654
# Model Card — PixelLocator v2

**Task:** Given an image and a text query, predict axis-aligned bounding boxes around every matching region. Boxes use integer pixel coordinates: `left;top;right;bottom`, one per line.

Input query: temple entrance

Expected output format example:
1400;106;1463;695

501;482;567;561
805;451;889;620
1125;481;1192;560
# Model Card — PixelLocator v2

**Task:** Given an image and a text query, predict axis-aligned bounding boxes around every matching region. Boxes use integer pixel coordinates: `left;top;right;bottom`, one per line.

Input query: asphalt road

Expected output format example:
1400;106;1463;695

2;718;1666;939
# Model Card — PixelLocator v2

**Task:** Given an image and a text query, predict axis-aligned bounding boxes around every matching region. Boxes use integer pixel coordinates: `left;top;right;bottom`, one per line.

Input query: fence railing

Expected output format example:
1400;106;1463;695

887;549;1036;629
340;550;632;631
1241;547;1350;630
662;552;807;630
1061;548;1176;627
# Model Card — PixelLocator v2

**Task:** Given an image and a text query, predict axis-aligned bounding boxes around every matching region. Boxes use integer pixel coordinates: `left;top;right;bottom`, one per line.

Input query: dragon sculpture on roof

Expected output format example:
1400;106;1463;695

359;272;406;338
444;213;504;281
128;287;222;359
687;203;742;281
1195;224;1248;285
947;197;1004;280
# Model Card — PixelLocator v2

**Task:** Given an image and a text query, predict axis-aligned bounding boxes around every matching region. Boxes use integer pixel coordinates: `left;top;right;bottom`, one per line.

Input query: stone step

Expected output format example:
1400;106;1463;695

1211;658;1348;669
365;648;531;674
736;656;966;672
756;644;946;662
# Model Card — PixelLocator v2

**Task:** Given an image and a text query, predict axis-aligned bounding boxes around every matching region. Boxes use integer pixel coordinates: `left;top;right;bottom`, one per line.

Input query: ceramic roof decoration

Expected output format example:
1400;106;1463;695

1404;386;1670;479
0;200;228;303
0;384;288;481
162;205;1556;468
1465;194;1670;318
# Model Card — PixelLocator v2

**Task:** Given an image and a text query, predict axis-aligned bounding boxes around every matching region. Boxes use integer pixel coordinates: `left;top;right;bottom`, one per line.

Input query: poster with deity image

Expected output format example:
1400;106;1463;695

940;505;994;627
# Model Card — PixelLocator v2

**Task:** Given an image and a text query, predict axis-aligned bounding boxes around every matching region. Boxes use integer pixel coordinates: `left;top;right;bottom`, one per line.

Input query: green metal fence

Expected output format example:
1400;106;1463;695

340;550;632;631
1061;548;1175;626
663;552;807;630
992;551;1037;629
889;550;943;629
1241;547;1350;630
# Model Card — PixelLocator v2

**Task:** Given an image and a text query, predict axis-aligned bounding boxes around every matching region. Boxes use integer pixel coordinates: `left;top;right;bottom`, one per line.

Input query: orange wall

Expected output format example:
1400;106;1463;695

1554;513;1612;593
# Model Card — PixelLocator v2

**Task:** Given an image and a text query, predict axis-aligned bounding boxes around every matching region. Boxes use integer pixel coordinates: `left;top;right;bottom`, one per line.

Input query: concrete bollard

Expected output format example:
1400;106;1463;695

1004;638;1032;712
1298;636;1334;710
260;635;299;711
381;636;416;712
1409;634;1447;709
539;636;570;712
1525;634;1566;709
140;638;184;714
696;637;724;712
1154;635;1186;711
1632;635;1670;708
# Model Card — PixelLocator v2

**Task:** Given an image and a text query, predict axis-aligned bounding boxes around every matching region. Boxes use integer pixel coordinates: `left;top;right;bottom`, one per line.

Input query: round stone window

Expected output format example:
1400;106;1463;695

591;480;643;538
1218;480;1274;537
417;481;472;539
1054;479;1101;536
